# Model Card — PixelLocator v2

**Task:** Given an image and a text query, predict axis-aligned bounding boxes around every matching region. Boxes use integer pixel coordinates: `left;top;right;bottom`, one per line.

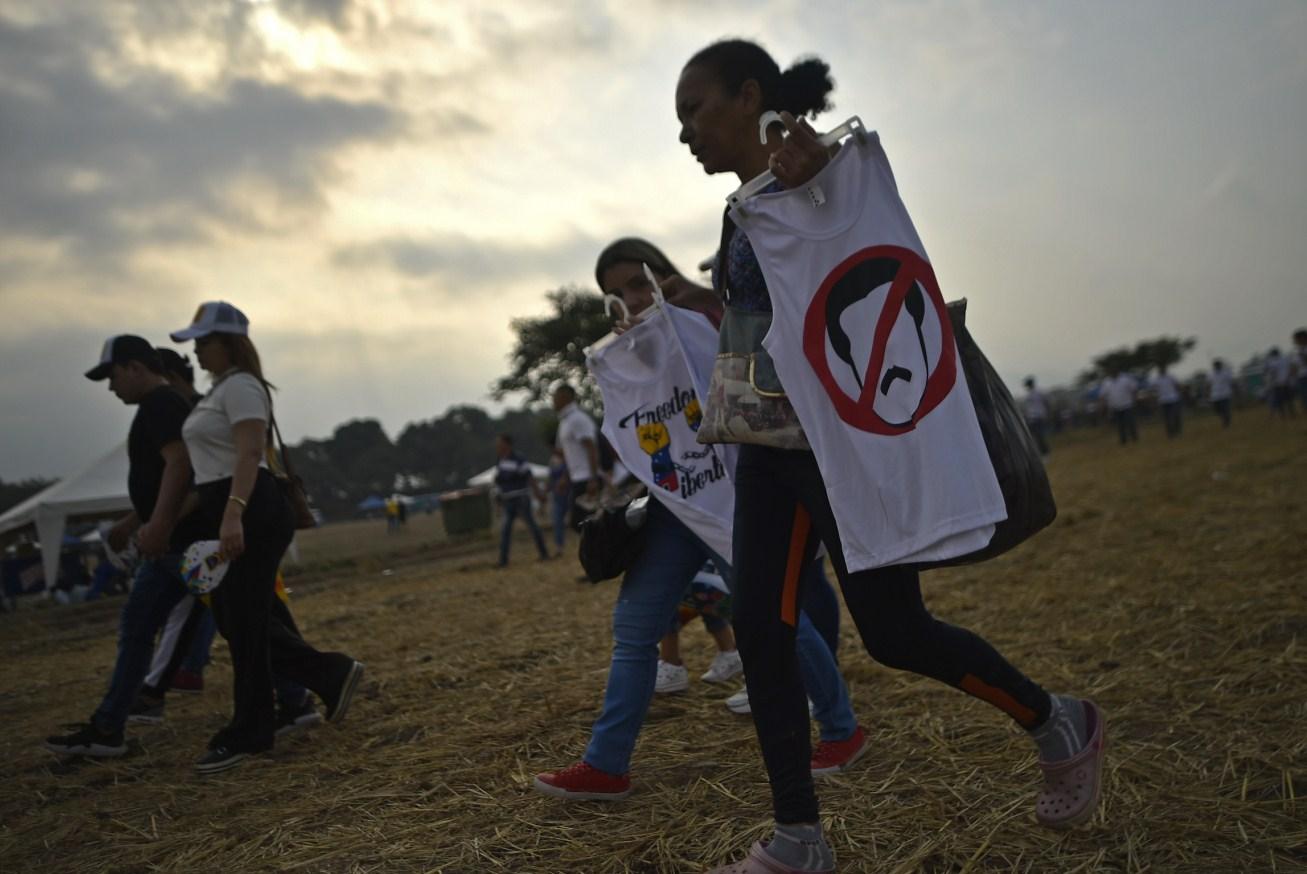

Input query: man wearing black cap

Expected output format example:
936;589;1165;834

44;335;201;757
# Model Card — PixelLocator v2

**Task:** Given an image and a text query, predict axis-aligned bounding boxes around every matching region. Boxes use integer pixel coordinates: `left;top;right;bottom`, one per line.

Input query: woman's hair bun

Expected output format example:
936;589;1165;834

778;57;834;118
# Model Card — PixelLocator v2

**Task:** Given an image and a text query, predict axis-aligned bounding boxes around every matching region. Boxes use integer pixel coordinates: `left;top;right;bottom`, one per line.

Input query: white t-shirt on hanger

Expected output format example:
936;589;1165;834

729;134;1003;572
588;305;738;562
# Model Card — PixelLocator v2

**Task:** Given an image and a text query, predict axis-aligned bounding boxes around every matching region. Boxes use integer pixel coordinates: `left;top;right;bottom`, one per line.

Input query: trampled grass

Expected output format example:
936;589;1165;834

1;411;1303;873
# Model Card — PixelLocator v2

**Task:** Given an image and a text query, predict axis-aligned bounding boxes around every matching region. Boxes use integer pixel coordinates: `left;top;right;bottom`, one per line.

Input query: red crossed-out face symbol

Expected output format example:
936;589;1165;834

802;245;956;435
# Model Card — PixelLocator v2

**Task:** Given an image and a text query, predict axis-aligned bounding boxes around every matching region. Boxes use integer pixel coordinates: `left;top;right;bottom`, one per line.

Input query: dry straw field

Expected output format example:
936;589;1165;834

1;412;1303;873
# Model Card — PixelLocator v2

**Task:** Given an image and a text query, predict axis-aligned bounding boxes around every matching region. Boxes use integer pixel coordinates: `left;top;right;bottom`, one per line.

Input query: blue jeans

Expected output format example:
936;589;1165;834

550;493;568;551
92;555;188;733
583;499;856;776
182;608;219;673
498;495;548;565
801;563;840;662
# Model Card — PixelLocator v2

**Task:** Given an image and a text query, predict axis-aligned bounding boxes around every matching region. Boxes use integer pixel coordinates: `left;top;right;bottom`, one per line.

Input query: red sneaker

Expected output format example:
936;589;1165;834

171;668;204;695
533;762;632;800
811;724;870;777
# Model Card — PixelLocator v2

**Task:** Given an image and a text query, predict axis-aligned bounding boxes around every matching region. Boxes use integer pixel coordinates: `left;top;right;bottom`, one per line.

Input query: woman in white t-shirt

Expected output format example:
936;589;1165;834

170;301;365;775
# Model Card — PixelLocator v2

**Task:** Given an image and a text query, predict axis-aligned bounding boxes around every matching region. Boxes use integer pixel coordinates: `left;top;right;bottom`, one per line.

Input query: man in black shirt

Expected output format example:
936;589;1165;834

45;335;200;757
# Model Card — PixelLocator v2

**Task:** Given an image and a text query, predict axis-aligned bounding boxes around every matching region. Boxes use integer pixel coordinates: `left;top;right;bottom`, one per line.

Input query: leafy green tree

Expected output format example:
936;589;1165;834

491;286;610;408
1134;336;1196;372
1088;335;1196;379
0;478;54;515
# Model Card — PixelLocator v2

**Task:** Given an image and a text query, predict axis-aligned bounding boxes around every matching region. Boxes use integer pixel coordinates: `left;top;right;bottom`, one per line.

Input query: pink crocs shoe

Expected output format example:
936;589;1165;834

706;842;835;874
1035;699;1107;828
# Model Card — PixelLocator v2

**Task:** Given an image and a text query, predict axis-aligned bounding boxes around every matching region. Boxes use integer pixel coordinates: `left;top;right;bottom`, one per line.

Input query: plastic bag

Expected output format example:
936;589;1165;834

914;300;1057;569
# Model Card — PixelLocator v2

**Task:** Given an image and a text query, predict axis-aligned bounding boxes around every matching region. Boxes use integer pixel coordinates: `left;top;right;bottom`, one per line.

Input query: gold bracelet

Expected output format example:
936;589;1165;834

227;495;249;509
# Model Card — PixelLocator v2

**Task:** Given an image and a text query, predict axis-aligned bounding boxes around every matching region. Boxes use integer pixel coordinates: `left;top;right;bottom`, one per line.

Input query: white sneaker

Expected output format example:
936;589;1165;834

724;686;816;717
654;660;690;694
700;650;743;684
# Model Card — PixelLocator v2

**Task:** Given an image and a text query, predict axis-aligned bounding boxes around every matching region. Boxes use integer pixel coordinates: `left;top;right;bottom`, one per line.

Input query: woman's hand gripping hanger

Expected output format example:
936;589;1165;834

729;113;869;215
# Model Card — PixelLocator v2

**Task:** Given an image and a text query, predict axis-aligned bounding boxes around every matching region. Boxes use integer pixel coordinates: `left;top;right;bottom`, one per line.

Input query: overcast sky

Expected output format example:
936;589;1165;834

2;0;1304;480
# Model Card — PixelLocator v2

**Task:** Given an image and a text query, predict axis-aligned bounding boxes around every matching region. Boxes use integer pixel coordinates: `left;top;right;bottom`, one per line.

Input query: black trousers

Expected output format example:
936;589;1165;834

197;470;346;751
1161;402;1182;438
732;445;1052;824
1113;408;1139;444
1213;399;1232;428
1026;417;1050;455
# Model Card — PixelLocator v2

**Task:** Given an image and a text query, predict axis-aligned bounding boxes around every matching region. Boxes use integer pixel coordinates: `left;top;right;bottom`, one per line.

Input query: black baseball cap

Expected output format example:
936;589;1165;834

85;335;163;381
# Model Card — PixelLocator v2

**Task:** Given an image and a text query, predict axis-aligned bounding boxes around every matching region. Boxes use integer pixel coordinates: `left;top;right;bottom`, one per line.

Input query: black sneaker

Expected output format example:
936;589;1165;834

45;722;127;757
323;658;365;723
275;697;324;738
194;745;250;775
127;694;165;725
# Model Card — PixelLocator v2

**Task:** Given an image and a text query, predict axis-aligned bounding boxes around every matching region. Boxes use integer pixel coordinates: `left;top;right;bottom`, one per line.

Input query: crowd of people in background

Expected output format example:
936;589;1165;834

1017;331;1306;452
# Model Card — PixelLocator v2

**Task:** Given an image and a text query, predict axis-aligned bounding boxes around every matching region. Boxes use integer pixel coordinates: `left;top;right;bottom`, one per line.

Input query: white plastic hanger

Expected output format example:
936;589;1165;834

728;114;869;212
585;263;667;356
642;262;667;311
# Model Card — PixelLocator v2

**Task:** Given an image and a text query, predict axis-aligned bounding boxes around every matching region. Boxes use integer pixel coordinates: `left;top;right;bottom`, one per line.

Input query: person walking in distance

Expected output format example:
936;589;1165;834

493;433;550;567
1101;368;1140;445
1152;364;1183;438
1209;359;1234;428
553;384;602;529
546;449;570;556
1265;347;1296;418
1022;377;1051;456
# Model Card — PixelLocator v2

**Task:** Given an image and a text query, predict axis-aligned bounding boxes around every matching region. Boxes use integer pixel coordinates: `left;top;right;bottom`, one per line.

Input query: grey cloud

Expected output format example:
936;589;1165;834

280;0;354;27
0;11;401;269
331;230;607;294
472;3;615;60
119;0;355;40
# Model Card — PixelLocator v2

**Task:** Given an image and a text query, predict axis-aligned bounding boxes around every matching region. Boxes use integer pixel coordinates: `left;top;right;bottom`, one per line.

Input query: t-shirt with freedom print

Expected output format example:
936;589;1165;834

587;304;738;562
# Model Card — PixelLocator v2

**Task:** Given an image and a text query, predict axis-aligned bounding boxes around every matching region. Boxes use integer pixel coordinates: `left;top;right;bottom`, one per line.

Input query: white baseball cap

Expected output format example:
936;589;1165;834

170;301;250;342
181;540;230;594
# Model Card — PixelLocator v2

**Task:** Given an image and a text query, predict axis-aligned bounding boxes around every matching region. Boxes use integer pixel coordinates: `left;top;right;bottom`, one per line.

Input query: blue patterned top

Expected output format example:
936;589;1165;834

713;183;781;313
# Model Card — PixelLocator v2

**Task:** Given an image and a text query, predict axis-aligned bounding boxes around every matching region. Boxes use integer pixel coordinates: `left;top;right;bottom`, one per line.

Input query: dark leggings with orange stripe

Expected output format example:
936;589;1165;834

732;445;1052;824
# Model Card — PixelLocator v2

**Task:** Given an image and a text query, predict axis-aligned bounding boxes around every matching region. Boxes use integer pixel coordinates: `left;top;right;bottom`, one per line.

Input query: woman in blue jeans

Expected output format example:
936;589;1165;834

532;237;868;801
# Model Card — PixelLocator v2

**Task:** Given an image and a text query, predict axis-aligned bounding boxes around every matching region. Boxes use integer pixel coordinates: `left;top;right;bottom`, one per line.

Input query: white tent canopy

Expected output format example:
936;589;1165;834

0;443;132;594
466;463;550;489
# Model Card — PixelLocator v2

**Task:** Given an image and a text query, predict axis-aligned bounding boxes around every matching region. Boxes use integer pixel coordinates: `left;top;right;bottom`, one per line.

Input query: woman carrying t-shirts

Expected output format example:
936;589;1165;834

171;301;365;774
532;239;867;802
672;40;1106;872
